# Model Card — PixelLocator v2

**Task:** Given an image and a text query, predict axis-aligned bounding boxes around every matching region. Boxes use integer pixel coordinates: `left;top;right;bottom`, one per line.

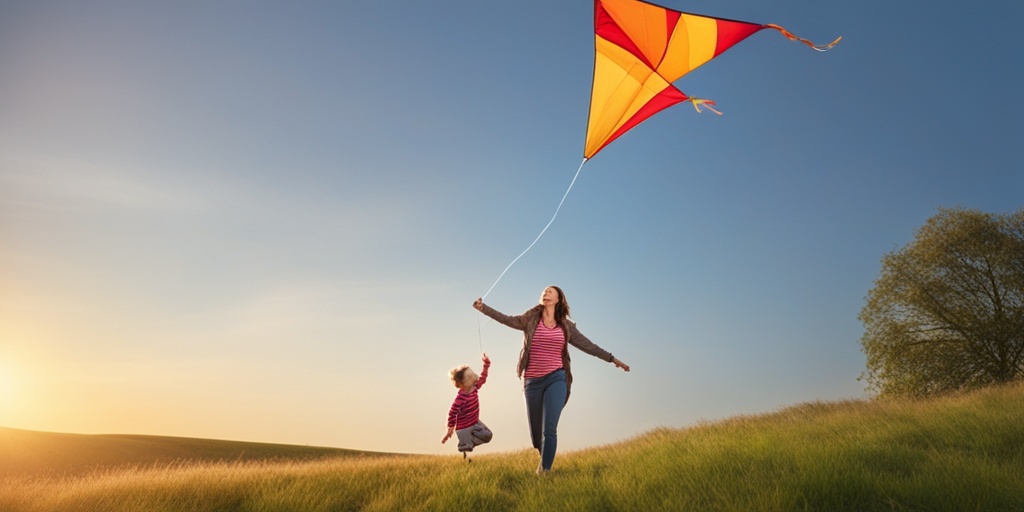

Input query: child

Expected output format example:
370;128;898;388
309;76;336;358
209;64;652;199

441;353;493;459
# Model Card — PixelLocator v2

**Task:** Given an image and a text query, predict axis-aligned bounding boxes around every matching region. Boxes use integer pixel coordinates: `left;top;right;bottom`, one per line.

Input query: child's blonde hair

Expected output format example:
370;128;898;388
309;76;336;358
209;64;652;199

449;365;472;388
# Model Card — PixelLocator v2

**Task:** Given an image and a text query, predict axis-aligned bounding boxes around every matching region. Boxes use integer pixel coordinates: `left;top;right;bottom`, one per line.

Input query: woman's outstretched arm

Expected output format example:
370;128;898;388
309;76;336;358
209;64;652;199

567;323;630;372
473;298;529;331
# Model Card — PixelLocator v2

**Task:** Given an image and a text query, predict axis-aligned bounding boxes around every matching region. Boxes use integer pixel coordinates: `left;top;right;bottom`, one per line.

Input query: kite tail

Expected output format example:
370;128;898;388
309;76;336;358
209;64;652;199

764;24;842;52
689;98;722;116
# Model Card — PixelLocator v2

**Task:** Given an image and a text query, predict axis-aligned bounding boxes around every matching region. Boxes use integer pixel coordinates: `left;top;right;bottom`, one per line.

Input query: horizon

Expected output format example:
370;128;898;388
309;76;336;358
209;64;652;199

1;0;1022;455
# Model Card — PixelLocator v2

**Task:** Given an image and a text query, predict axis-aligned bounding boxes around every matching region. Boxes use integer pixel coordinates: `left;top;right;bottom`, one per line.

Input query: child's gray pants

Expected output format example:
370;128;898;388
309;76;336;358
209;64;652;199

456;421;492;452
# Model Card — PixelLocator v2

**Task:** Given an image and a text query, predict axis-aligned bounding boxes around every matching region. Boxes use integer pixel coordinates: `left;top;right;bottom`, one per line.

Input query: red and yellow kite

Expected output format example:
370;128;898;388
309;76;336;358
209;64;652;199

480;1;839;299
585;0;841;159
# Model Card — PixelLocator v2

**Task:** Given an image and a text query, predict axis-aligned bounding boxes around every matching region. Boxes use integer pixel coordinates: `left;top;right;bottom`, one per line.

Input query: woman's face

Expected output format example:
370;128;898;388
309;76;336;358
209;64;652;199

540;287;560;307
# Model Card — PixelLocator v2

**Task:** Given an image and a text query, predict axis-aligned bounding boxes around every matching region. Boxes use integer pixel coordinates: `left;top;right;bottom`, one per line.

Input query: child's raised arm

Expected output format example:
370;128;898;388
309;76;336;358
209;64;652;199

476;353;491;388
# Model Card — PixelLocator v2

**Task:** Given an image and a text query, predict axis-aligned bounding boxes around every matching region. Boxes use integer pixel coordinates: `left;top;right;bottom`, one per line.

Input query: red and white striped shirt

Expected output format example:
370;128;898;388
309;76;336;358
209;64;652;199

524;321;566;379
447;362;489;429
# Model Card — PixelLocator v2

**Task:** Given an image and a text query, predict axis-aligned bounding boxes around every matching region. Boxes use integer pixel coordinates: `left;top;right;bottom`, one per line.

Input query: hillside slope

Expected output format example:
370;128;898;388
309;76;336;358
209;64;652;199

0;428;386;476
3;382;1023;511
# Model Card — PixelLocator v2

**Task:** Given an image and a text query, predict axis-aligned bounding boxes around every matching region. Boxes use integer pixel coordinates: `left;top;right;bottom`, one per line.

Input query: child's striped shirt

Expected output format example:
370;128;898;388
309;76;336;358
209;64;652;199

447;361;489;429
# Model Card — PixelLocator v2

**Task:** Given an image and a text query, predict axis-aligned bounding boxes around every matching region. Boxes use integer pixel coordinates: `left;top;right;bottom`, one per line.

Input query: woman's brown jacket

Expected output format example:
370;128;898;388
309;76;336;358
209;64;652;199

478;303;614;403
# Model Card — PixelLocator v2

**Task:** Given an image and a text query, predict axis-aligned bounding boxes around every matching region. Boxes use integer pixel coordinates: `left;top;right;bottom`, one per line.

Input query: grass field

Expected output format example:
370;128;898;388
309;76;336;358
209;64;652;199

0;428;387;477
3;382;1023;511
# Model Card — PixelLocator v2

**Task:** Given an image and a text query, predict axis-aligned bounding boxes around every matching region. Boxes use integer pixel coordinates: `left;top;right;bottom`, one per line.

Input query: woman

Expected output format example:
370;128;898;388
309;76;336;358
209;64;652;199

473;285;629;473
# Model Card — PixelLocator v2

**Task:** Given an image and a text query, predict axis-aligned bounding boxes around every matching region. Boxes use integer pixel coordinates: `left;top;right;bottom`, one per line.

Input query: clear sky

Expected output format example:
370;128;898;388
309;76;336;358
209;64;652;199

1;1;1021;455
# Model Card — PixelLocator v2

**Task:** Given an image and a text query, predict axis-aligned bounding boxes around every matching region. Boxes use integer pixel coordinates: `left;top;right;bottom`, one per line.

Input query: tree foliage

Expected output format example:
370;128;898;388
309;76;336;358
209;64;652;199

859;207;1024;397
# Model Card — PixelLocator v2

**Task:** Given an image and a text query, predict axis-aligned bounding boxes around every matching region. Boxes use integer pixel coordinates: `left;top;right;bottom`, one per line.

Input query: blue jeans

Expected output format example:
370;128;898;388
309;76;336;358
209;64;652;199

523;369;567;470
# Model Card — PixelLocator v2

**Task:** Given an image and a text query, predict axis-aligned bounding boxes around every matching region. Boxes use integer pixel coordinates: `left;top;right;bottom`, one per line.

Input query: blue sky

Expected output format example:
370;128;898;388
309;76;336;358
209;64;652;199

1;1;1021;455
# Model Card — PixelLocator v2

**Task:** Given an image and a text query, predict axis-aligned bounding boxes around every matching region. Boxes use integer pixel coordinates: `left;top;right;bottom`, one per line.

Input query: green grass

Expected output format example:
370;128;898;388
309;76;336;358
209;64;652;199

3;382;1023;511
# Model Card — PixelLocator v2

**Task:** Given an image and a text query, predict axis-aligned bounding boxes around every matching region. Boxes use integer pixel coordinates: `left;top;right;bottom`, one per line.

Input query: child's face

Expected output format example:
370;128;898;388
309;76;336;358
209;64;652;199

461;368;479;388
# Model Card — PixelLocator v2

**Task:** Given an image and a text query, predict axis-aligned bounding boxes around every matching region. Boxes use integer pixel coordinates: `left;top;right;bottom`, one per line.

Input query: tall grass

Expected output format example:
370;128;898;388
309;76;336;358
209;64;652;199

3;383;1023;511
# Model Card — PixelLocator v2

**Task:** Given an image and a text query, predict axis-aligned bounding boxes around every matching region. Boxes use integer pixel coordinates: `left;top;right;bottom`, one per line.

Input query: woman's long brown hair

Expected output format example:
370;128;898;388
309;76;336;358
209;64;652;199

550;285;570;326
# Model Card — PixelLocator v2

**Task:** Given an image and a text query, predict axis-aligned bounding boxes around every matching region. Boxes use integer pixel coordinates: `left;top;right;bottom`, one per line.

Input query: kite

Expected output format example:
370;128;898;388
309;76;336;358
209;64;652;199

480;0;839;299
585;0;841;159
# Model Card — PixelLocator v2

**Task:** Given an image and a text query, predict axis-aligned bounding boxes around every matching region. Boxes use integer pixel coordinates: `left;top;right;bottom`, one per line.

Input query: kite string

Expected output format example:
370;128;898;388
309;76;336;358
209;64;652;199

480;158;588;301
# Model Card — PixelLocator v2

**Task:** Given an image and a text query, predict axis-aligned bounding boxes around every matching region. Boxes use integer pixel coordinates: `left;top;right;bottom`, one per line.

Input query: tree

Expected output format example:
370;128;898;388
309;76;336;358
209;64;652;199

859;207;1024;397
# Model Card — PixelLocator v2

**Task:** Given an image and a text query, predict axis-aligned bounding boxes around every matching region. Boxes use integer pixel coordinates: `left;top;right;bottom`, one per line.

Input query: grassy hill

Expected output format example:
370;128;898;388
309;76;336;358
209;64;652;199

0;428;388;476
2;382;1023;511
